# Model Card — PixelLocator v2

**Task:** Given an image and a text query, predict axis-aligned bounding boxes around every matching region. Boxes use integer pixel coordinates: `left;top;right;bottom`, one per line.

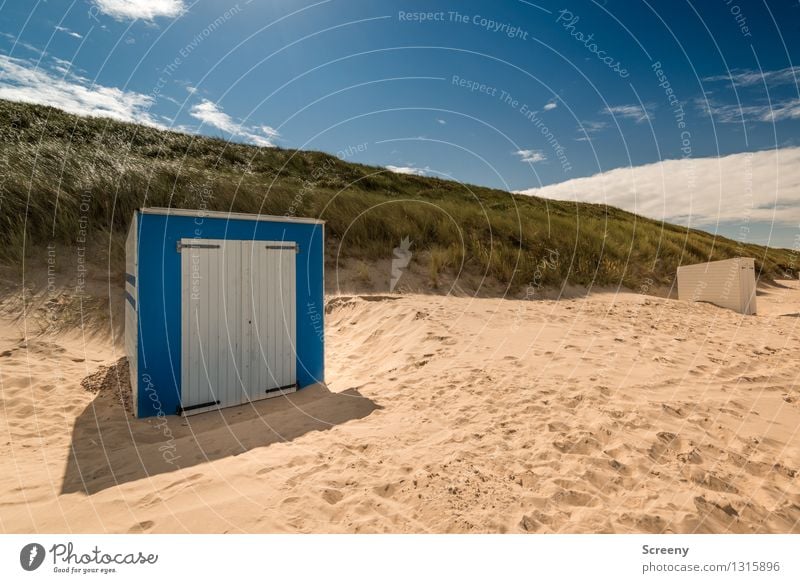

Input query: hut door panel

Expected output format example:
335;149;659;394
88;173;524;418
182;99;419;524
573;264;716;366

243;241;297;403
181;238;239;414
739;261;757;315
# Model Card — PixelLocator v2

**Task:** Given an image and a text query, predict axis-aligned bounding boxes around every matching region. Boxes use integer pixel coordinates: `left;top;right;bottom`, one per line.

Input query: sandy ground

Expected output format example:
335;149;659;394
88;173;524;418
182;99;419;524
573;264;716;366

1;282;799;533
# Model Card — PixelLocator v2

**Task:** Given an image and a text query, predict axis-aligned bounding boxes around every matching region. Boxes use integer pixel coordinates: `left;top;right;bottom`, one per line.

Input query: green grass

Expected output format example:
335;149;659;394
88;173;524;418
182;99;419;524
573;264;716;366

1;98;797;294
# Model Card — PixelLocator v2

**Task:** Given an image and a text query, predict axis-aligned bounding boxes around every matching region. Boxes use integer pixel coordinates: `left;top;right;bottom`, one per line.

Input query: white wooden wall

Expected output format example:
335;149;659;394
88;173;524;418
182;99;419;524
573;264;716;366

124;217;138;416
180;239;297;414
677;257;757;314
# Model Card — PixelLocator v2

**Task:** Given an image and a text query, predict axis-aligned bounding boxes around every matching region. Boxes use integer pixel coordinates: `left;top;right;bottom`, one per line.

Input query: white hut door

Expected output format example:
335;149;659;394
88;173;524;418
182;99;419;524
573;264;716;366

739;261;757;315
181;239;296;415
242;241;297;403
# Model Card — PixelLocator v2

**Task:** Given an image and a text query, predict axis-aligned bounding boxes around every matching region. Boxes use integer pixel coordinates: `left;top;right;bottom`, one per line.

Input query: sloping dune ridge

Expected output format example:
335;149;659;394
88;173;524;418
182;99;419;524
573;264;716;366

1;284;799;533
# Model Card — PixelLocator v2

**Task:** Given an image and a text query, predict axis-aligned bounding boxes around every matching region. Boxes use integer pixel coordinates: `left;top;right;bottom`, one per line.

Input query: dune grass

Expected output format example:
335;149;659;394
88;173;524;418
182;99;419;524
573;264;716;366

0;98;796;295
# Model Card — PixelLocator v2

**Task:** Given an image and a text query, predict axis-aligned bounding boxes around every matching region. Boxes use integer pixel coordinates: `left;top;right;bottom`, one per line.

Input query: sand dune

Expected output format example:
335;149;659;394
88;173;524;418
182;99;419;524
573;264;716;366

1;282;799;533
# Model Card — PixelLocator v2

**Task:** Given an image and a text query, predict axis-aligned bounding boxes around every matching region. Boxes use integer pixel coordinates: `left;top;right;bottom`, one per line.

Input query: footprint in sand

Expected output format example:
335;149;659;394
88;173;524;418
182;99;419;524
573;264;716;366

618;512;667;534
373;481;404;498
661;403;684;417
512;471;539;489
547;421;570;432
648;432;685;463
321;489;344;505
552;433;601;455
280;496;301;509
693;496;739;522
676;447;702;464
686;469;738;493
519;514;541;532
137;492;163;508
551;489;596;507
127;520;155;533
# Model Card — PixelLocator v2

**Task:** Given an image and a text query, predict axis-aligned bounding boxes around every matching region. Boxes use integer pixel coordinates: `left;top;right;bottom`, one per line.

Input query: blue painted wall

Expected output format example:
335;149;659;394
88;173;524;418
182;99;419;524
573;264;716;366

133;211;325;418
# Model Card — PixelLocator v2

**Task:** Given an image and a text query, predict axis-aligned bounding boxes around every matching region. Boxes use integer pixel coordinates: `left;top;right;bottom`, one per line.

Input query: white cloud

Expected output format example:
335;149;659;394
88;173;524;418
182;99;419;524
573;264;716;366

583;121;608;133
436;118;446;125
0;32;44;56
575;120;608;141
91;0;186;21
189;99;278;147
603;104;651;123
50;56;78;76
543;100;557;111
55;26;83;39
698;98;800;123
161;94;182;106
704;66;800;88
189;100;238;132
0;54;161;126
260;125;280;138
185;85;197;94
516;148;800;227
386;165;427;176
515;149;547;164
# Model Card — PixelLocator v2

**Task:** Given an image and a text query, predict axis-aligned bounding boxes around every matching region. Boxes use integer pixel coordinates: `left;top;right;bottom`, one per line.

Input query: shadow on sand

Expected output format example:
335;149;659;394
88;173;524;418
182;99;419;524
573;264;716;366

62;360;379;495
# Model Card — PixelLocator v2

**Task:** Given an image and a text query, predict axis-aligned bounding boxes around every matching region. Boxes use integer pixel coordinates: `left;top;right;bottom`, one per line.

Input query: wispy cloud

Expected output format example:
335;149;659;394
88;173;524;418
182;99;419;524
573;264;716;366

543;100;557;111
386;165;428;176
516;148;800;227
55;26;83;39
0;32;45;56
260;125;280;139
0;54;161;126
161;94;182;106
436;118;446;125
575;120;608;141
49;56;78;76
583;121;608;133
515;149;547;164
603;104;652;123
703;66;800;88
91;0;186;21
697;98;800;123
189;99;278;147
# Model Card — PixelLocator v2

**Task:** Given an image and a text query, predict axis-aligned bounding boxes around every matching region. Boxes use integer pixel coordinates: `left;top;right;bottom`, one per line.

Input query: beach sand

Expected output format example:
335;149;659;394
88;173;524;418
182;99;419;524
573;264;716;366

1;282;798;533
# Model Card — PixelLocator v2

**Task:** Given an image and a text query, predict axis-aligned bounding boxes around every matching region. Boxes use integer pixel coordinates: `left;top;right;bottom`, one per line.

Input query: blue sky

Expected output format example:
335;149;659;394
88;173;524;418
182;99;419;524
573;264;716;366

1;0;799;247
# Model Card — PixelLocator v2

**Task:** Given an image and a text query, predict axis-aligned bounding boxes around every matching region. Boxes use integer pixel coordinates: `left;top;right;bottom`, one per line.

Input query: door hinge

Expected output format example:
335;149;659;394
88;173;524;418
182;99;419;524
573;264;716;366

177;242;221;252
264;244;299;253
176;400;220;415
265;383;297;394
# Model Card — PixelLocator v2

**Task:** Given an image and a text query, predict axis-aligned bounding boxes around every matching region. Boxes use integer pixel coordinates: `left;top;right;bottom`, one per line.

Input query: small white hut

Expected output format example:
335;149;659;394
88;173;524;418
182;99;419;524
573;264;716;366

676;257;757;315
